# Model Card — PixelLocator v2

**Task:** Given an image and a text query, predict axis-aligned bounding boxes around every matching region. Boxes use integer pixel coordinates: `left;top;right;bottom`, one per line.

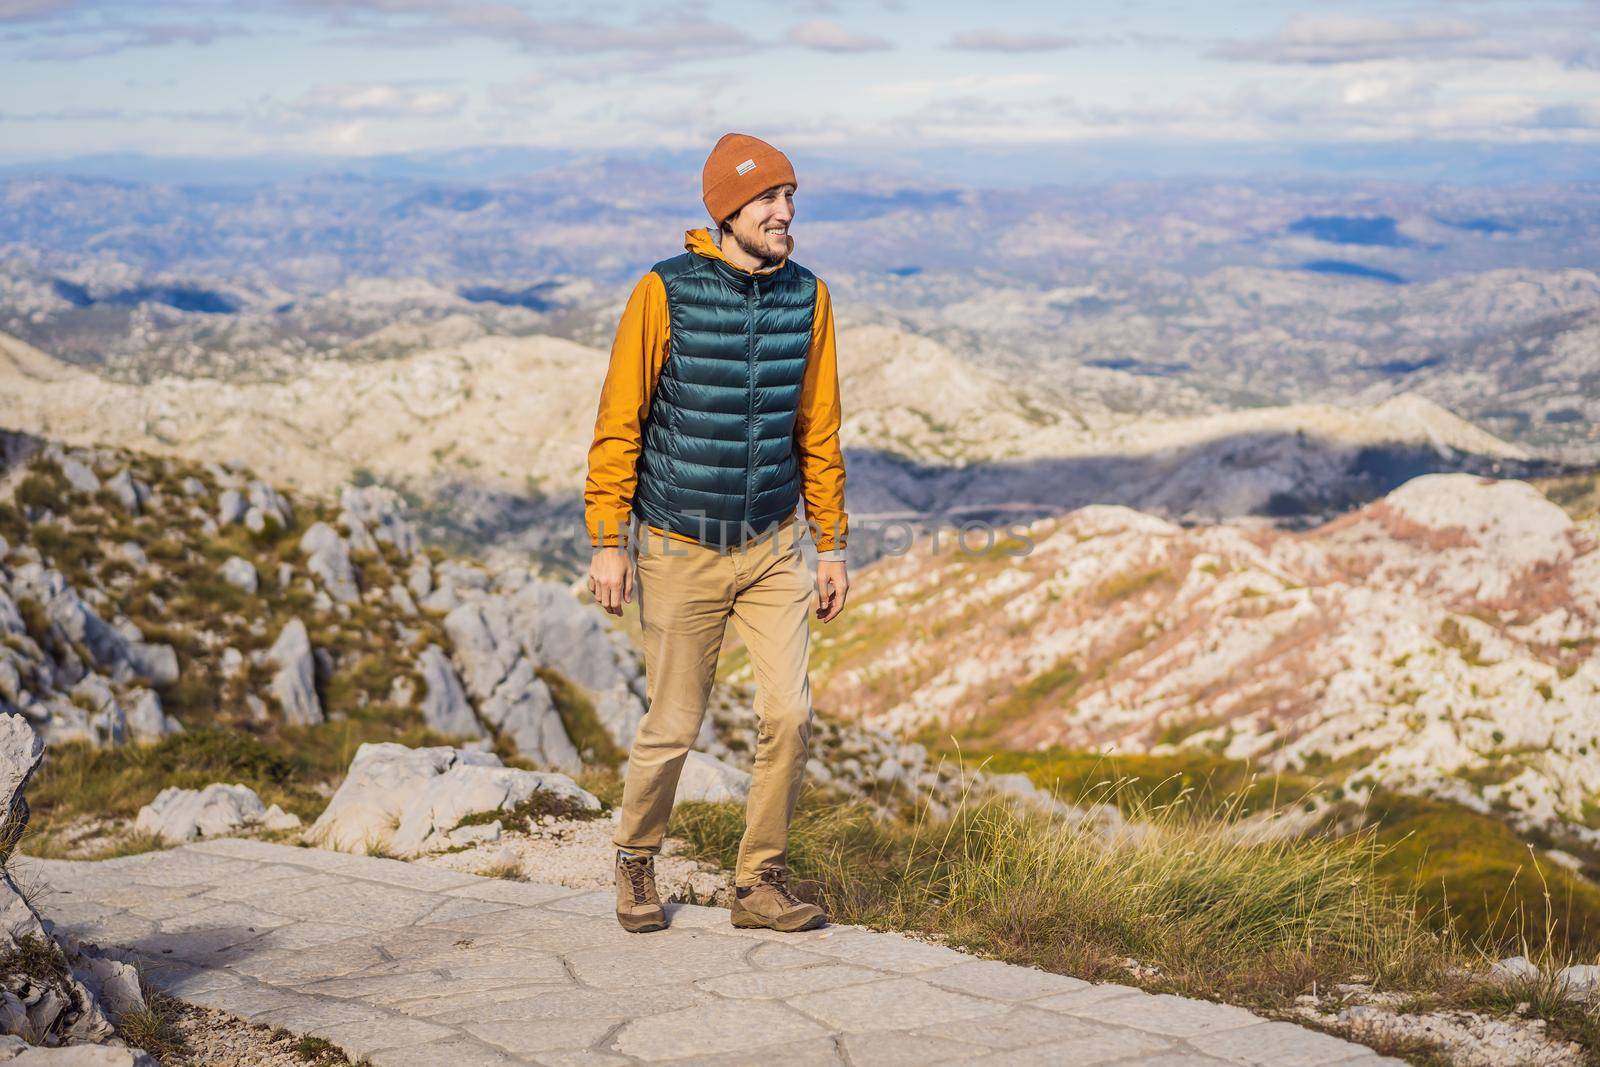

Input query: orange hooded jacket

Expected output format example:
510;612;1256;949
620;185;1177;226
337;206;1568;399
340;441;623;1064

584;227;848;557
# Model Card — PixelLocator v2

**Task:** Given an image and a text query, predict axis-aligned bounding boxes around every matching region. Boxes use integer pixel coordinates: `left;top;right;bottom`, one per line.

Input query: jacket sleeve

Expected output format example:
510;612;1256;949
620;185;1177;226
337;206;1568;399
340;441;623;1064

795;276;848;558
584;271;669;549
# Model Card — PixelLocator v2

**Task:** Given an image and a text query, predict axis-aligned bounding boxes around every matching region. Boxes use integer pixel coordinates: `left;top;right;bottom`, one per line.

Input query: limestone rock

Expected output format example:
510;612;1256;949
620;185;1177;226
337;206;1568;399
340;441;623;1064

305;742;598;857
58;458;99;495
1490;956;1541;984
340;484;418;558
298;522;359;604
1557;964;1600;1000
101;471;146;514
266;618;322;725
245;480;293;529
134;782;300;844
416;644;485;740
220;557;258;594
477;659;580;773
0;1037;157;1064
217;489;246;525
0;716;132;1048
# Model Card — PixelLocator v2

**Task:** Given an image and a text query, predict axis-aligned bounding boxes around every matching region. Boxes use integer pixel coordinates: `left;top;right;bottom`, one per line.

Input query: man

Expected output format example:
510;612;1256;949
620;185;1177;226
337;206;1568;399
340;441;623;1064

584;132;850;934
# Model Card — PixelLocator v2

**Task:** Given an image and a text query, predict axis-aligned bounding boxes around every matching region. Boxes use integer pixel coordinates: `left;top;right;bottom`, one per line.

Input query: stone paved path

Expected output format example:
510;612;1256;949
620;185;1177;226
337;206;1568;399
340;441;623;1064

14;840;1401;1066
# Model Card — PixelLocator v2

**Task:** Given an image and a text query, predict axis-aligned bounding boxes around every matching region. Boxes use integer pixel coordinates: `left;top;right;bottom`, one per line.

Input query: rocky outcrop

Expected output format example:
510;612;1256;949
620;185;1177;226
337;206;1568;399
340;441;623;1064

0;558;181;749
808;472;1600;835
442;602;579;772
219;557;256;594
304;742;598;857
0;715;148;1052
133;783;301;845
297;523;358;605
339;485;417;559
415;644;483;739
264;619;321;726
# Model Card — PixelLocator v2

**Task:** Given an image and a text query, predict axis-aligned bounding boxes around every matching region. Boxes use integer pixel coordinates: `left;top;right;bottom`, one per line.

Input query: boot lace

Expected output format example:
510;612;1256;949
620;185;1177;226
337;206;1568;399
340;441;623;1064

621;854;656;904
758;867;805;908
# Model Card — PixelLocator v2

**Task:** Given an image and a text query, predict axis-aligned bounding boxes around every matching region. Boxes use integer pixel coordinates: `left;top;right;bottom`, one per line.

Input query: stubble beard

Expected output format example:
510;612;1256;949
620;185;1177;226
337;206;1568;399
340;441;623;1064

730;225;790;269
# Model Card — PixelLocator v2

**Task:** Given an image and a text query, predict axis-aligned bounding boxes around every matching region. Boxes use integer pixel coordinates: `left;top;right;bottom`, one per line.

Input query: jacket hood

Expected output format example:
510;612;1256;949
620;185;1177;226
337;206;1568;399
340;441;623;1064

684;226;791;279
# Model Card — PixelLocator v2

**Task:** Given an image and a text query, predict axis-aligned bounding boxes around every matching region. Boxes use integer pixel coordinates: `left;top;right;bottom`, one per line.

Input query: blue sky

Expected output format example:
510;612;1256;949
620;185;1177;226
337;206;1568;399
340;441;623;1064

1;0;1597;168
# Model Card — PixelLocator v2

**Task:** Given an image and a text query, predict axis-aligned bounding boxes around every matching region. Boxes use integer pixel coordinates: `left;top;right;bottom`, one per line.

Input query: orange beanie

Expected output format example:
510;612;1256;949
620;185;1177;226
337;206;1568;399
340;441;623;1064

701;132;797;227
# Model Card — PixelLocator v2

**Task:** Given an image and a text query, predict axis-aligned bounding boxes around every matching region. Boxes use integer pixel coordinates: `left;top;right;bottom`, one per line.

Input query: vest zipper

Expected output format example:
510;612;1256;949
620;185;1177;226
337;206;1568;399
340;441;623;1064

744;279;758;536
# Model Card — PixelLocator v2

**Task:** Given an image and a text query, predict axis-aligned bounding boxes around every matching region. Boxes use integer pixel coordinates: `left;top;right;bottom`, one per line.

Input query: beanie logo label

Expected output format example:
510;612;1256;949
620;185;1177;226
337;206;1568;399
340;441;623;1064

735;158;757;175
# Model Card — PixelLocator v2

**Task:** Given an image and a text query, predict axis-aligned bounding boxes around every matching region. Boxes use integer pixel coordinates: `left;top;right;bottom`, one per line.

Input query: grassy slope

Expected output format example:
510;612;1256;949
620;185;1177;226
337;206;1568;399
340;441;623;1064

970;747;1600;956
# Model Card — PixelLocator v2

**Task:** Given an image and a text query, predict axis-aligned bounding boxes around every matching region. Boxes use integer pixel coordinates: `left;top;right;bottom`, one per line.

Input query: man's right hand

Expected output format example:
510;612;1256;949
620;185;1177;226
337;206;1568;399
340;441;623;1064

587;546;634;616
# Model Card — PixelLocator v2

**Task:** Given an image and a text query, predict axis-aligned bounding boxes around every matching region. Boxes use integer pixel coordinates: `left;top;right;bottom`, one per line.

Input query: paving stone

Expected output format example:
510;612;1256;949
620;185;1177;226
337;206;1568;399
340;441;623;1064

792;927;973;973
542;888;621;917
962;1027;1172;1065
439;879;581;906
345;856;483;893
696;962;882;999
224;939;395;985
656;1036;847;1066
841;1031;983;1066
264;878;444;928
398;983;709;1026
612;1000;827;1061
35;845;1381;1067
245;995;388;1031
126;921;275;960
538;1051;635;1067
299;968;563;1006
1033;983;1148;1012
915;1005;1110;1049
565;931;755;989
1189;1021;1384;1065
188;980;316;1021
1078;992;1262;1037
745;942;837;970
126;853;259;888
412;894;521;926
367;1037;527;1067
199;869;346;904
139;960;245;999
790;976;1007;1032
50;908;158;940
354;938;562;975
183;838;307;862
416;901;597;937
210;920;371;961
921;959;1091;1001
312;1014;458;1058
661;901;730;929
464;1015;619;1056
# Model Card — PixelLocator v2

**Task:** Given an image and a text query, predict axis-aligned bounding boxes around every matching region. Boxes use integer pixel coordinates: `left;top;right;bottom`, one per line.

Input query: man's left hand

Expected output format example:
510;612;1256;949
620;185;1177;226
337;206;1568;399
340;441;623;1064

815;560;849;623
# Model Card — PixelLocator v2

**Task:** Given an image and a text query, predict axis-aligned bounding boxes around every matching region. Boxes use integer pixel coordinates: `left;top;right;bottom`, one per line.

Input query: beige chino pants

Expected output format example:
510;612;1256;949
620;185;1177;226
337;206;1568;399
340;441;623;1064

614;514;815;887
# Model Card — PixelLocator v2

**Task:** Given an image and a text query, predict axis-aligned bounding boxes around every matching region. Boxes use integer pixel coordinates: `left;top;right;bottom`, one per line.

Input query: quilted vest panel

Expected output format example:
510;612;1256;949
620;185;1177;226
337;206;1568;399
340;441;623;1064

632;250;817;549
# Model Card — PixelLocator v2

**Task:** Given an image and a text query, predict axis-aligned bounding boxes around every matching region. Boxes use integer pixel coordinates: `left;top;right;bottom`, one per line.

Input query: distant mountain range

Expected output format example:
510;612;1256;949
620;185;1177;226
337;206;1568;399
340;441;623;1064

4;172;1598;465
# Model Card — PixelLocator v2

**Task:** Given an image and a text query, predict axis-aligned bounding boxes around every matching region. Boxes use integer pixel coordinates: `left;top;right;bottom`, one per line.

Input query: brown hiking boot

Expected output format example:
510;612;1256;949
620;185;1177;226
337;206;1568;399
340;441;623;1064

615;850;667;933
729;868;827;932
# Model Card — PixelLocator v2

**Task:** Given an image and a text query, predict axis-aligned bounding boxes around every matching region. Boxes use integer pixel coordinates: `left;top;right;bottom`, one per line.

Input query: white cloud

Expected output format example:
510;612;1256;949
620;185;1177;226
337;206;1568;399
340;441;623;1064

292;82;466;119
946;29;1082;52
788;18;891;53
1211;14;1514;65
0;0;76;20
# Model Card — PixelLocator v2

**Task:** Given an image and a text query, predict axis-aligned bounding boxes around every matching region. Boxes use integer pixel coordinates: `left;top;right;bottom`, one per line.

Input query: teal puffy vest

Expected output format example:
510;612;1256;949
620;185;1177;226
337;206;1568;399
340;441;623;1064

632;247;817;549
